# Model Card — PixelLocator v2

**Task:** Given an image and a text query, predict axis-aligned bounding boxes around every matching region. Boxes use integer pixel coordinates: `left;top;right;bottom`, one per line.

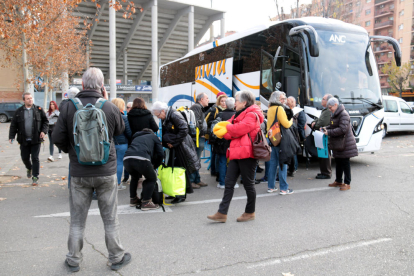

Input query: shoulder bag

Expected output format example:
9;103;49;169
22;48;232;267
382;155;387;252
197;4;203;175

268;107;281;146
248;113;272;161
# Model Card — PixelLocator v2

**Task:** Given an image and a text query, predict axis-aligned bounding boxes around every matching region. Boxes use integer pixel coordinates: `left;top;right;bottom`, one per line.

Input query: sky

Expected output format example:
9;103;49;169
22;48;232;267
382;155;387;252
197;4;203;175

177;0;311;43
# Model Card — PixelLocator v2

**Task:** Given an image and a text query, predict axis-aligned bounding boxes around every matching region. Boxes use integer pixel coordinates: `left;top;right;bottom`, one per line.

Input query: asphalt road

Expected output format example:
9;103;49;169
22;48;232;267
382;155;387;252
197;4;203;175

0;121;413;276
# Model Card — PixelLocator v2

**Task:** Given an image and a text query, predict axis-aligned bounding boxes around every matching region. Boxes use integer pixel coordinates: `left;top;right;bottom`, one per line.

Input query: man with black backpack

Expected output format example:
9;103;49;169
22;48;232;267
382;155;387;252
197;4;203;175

189;92;209;189
53;68;130;272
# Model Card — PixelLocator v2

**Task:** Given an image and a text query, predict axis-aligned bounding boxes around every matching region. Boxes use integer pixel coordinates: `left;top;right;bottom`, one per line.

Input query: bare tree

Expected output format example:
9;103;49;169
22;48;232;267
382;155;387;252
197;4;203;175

274;0;281;20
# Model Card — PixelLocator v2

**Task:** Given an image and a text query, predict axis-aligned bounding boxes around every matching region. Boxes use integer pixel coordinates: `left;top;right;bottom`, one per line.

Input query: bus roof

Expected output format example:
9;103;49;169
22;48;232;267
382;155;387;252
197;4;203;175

161;17;368;68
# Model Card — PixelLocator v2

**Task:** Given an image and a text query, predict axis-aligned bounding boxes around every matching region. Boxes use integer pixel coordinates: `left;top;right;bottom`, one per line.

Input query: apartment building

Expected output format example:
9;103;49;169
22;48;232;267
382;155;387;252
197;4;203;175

272;0;414;94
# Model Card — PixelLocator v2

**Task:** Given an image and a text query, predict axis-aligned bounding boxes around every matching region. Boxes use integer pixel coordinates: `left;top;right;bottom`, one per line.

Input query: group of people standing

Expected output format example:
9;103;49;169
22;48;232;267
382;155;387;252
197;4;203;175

7;66;359;272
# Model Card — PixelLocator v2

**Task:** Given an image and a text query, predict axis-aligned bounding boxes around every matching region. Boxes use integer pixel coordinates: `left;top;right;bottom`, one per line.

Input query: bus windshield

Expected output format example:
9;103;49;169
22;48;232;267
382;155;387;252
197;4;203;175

307;30;381;111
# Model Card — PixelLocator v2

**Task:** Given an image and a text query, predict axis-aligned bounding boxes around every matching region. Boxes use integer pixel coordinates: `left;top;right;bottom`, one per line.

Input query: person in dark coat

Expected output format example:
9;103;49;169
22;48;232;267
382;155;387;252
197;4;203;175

124;129;164;210
189;92;209;188
9;92;49;186
311;94;333;179
213;97;236;189
152;101;198;204
321;97;358;191
128;97;159;135
52;68;130;272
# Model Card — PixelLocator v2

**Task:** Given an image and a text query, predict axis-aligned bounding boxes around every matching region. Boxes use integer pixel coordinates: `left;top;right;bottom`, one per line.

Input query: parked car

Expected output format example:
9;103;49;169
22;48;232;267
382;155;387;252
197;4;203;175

382;96;414;137
0;102;23;123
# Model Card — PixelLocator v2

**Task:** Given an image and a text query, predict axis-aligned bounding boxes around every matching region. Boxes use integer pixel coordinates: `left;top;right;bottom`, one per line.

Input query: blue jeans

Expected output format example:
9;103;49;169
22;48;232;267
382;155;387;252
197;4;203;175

217;154;228;186
268;144;289;191
264;161;269;179
115;144;128;185
190;137;205;184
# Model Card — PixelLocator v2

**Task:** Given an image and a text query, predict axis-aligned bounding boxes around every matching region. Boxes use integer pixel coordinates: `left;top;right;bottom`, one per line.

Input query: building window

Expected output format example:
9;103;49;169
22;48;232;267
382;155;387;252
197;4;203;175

390;4;394;9
399;24;404;30
399;38;403;43
375;19;382;23
399;10;404;16
356;1;360;6
388;52;393;58
365;9;371;15
365;21;371;27
380;4;385;8
366;0;371;2
389;16;393;20
381;52;385;56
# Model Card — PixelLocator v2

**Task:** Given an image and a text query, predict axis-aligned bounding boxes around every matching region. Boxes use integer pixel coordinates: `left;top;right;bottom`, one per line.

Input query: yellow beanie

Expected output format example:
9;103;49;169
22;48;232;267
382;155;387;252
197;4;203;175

213;121;230;139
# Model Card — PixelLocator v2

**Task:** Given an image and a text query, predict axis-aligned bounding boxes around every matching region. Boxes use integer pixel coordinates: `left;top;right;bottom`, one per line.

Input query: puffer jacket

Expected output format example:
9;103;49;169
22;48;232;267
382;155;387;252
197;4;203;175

162;108;188;148
128;108;159;135
114;112;132;145
326;104;358;159
223;104;264;160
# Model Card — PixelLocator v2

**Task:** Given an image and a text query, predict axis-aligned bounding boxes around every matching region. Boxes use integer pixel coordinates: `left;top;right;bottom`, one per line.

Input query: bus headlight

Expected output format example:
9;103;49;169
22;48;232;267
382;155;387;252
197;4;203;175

373;119;384;134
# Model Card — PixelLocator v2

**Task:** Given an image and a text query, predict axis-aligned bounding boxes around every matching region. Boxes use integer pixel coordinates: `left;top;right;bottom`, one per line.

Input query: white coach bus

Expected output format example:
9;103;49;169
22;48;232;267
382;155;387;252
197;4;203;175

158;17;401;153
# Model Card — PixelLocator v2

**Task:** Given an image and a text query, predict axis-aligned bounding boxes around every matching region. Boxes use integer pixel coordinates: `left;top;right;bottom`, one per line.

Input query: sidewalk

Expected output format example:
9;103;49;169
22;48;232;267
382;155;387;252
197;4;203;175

0;122;69;187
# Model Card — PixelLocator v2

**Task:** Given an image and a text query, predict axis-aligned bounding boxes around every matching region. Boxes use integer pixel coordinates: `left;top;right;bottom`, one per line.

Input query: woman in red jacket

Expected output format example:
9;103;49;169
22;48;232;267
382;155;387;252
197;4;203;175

207;90;263;223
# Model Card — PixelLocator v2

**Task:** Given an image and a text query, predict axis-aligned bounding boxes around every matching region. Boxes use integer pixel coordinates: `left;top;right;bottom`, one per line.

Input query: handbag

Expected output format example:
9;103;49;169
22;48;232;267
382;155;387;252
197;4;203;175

317;134;329;158
248;113;271;161
157;149;186;197
268;107;281;146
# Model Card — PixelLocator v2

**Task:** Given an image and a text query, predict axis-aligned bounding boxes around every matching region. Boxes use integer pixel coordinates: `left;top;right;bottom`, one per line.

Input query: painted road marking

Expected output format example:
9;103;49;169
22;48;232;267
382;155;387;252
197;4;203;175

179;187;334;206
35;205;172;218
247;238;392;269
34;187;334;218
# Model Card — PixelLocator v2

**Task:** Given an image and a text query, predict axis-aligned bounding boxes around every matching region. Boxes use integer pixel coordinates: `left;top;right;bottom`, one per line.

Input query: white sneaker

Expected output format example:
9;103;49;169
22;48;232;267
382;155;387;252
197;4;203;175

58;154;62;159
118;184;126;191
48;156;54;162
234;183;239;188
217;183;225;189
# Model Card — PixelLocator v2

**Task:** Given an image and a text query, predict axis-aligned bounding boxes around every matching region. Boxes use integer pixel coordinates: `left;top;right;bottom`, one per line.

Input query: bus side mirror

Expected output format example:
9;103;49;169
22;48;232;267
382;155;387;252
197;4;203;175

369;36;401;66
289;25;319;57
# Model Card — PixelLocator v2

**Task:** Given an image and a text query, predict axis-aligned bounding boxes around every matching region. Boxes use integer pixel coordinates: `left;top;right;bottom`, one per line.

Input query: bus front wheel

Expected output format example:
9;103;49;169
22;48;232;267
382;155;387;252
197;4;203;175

382;125;387;138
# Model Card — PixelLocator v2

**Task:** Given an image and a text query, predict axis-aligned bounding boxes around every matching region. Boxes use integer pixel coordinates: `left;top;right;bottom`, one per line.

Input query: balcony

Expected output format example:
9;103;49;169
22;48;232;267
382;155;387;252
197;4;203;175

376;56;392;64
374;7;394;18
375;0;393;6
374;20;394;30
374;44;394;53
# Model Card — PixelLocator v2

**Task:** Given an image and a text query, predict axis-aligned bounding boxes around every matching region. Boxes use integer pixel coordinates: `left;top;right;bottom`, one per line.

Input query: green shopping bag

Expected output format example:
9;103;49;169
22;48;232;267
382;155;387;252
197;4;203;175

157;165;186;196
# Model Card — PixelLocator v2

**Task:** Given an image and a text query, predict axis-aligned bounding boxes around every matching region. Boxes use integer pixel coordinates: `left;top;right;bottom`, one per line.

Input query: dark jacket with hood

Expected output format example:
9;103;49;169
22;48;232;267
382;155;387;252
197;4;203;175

162;107;200;193
114;112;132;145
52;90;125;177
326;104;358;159
190;102;206;136
127;108;159;136
9;104;49;145
124;131;164;168
213;108;236;155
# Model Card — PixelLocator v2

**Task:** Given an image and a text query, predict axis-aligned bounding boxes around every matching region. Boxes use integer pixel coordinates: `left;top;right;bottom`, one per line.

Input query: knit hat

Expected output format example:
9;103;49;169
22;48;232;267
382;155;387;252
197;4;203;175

216;92;226;98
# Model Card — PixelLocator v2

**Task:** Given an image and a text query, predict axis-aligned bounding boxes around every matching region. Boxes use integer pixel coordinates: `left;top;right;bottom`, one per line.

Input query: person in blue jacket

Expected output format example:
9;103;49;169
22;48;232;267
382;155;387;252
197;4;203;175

112;98;132;190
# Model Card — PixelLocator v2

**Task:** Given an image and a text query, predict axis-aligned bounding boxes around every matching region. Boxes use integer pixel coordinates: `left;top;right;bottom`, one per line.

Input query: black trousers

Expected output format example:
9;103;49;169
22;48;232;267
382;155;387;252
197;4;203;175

20;142;41;178
124;159;157;201
218;158;258;215
335;157;351;185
